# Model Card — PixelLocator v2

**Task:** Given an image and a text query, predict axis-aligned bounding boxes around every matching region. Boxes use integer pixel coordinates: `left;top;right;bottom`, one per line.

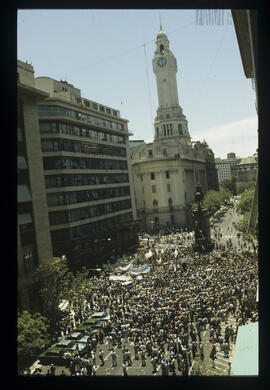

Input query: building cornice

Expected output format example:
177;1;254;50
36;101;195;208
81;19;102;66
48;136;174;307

18;82;49;99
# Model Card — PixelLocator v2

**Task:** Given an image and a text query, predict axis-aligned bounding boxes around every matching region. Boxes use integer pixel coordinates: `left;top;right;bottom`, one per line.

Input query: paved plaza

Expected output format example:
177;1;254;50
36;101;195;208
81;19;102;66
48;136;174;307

27;199;258;377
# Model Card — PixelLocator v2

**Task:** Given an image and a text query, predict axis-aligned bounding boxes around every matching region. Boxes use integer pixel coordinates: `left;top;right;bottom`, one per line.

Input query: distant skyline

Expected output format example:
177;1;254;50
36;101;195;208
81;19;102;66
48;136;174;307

17;9;258;159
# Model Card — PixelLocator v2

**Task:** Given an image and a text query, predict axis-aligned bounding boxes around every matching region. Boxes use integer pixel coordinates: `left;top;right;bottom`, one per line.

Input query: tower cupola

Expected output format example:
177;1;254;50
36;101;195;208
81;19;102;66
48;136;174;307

152;26;191;143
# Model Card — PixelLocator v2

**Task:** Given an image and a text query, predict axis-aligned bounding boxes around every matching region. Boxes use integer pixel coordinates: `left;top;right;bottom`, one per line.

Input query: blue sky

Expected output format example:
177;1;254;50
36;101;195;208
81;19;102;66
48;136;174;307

17;9;258;159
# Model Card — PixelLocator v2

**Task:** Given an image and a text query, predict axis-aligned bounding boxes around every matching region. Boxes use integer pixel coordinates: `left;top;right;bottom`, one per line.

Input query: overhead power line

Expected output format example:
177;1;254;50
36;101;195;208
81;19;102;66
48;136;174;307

63;19;195;78
190;24;229;109
143;43;154;137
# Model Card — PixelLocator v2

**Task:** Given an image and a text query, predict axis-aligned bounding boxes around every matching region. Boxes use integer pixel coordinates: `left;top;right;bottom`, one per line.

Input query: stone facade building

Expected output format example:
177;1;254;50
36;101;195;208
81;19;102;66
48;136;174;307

35;76;138;267
215;152;241;183
130;27;218;231
17;60;53;311
237;154;258;182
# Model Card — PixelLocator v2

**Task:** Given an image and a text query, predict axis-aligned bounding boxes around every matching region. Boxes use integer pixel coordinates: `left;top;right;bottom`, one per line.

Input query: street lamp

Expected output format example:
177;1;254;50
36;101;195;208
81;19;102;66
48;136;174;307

193;183;213;253
195;183;204;210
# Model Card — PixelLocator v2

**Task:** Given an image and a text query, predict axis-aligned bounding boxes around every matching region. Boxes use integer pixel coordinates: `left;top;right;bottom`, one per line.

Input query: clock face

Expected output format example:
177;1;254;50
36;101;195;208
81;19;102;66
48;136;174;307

157;57;167;67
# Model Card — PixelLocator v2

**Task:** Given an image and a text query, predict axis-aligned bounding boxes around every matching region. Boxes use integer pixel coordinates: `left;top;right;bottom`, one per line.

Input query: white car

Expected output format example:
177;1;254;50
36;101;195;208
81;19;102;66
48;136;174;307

89;312;110;321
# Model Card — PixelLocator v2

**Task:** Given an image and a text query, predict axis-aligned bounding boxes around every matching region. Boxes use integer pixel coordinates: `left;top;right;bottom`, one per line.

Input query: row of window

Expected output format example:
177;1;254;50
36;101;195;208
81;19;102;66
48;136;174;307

136;149;174;160
45;173;129;188
153;215;175;225
152;198;173;209
51;212;133;241
150;183;171;193
49;199;132;225
22;250;37;274
156;123;183;137
74;98;118;117
39;121;125;144
38;105;124;132
17;127;24;143
43;156;128;171
149;171;170;180
41;138;126;158
47;186;130;207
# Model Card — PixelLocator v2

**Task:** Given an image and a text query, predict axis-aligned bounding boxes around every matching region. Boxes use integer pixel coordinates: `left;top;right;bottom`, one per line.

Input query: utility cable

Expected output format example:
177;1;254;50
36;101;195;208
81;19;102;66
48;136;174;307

143;43;154;137
62;19;195;78
191;24;229;109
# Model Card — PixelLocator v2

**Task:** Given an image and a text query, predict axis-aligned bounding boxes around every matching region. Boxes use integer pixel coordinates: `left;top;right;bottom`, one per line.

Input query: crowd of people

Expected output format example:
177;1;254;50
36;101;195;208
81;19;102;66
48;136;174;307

27;200;258;376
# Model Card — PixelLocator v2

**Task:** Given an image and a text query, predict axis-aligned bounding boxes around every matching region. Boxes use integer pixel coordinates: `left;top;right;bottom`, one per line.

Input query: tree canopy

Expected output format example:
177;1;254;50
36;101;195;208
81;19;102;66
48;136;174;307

236;211;251;234
192;189;231;215
35;257;73;335
236;180;256;194
235;183;256;236
17;310;50;370
236;187;255;214
219;177;237;196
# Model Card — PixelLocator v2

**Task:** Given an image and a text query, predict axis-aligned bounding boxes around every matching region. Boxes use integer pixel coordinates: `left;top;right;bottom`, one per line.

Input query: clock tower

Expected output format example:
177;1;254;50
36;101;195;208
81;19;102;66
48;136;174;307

152;26;190;142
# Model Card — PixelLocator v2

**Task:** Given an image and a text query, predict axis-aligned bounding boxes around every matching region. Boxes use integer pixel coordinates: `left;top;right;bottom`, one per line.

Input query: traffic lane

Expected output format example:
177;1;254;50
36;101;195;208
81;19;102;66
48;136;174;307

96;342;162;376
211;209;242;247
95;337;186;376
216;210;240;231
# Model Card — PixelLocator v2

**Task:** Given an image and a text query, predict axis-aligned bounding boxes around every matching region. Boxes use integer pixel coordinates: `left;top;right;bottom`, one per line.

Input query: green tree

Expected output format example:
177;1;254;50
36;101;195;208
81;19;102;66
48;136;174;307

237;188;255;214
67;266;90;322
192;189;231;216
17;310;50;371
35;257;73;336
236;180;255;195
220;177;237;195
236;211;250;233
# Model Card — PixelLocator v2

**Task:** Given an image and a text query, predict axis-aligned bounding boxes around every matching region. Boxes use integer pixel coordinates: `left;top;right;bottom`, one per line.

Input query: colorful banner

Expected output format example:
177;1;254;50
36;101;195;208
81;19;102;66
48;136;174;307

129;264;150;275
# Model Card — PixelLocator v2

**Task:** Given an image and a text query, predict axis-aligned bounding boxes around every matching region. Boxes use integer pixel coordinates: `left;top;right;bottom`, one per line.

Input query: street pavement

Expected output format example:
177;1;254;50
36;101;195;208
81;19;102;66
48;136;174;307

211;201;256;252
29;200;256;376
190;313;236;376
35;312;237;376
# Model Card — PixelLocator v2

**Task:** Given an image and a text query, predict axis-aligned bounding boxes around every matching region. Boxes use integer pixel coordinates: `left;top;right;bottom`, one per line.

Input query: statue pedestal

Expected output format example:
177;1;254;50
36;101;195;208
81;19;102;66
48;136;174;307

193;207;213;252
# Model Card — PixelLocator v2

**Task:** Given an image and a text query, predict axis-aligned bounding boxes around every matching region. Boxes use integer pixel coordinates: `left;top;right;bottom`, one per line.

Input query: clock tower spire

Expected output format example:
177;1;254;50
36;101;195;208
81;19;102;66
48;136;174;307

152;26;190;142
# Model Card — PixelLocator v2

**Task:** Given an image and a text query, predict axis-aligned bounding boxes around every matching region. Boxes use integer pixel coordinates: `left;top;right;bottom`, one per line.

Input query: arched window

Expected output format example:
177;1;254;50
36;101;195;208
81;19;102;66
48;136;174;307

178;124;183;135
156;126;159;137
168;198;173;210
160;44;164;54
153;199;158;210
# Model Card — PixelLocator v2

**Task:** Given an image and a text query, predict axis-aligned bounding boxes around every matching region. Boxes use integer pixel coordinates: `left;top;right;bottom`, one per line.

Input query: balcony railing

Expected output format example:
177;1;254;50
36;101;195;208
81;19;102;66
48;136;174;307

137;206;188;215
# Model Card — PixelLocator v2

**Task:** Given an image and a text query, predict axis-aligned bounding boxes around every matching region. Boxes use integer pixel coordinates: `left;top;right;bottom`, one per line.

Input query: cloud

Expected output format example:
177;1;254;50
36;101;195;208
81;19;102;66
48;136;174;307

192;117;258;159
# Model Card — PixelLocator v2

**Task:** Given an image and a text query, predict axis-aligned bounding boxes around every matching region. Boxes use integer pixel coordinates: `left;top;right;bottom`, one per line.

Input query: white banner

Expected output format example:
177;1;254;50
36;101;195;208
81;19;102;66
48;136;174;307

109;275;133;282
118;263;133;271
129;264;150;275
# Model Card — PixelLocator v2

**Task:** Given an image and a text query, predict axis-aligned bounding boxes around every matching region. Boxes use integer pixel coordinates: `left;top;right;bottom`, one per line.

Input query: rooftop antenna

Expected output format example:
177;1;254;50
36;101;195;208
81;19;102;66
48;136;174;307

159;11;162;29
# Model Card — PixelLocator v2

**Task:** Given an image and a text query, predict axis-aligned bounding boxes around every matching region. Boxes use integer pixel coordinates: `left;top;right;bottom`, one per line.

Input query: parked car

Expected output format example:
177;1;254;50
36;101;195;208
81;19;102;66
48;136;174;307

89;312;110;321
75;335;89;344
60;330;91;345
62;332;84;341
38;345;66;366
53;338;88;356
82;318;107;329
73;324;94;335
81;312;110;329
